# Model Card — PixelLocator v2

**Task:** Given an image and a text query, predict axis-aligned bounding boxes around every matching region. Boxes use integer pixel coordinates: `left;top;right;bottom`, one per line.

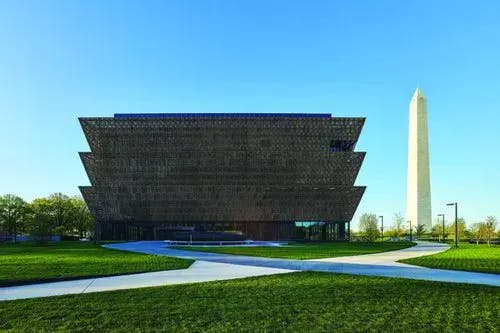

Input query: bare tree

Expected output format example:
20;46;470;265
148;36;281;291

447;218;467;242
470;223;485;245
390;213;405;238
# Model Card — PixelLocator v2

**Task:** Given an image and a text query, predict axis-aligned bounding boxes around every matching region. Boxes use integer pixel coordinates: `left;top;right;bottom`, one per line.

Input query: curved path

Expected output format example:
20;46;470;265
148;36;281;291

107;241;499;286
1;241;498;301
0;261;292;301
310;241;450;266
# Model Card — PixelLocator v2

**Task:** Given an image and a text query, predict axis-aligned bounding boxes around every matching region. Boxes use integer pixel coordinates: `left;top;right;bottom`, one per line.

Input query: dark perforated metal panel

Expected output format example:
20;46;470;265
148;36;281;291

79;115;366;240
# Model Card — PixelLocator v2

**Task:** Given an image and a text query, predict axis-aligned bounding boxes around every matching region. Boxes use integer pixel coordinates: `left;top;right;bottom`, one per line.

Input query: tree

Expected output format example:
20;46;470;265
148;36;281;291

27;198;55;242
54;225;66;238
431;218;448;242
484;216;497;246
48;193;73;234
69;197;94;238
359;213;379;242
389;213;405;238
0;194;28;243
448;218;466;241
415;224;426;239
470;222;486;245
430;225;440;241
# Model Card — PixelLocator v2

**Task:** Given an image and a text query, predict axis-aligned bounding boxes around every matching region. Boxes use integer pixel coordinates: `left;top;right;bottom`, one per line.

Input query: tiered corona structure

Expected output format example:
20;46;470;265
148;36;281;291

79;113;366;241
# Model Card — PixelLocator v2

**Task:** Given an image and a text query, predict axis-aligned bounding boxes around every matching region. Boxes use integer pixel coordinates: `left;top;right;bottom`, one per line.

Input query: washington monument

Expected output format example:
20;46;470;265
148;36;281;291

406;88;432;231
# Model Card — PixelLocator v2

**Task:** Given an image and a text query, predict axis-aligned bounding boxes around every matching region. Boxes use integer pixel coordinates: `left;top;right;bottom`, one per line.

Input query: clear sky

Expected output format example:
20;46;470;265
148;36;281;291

1;1;499;230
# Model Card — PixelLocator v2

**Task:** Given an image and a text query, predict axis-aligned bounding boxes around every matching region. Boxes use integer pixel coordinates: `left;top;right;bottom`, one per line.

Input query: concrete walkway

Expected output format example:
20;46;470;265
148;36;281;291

105;241;499;287
0;261;293;301
1;241;498;302
310;241;450;266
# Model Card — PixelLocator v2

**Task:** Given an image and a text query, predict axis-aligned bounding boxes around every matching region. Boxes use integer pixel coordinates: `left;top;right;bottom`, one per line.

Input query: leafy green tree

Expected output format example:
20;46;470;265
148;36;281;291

48;193;73;234
359;213;379;242
27;198;55;241
0;194;28;243
54;225;66;238
69;197;94;238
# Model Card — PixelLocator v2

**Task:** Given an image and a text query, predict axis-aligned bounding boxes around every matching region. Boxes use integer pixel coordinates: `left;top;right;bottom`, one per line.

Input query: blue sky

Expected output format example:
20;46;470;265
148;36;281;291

1;0;499;229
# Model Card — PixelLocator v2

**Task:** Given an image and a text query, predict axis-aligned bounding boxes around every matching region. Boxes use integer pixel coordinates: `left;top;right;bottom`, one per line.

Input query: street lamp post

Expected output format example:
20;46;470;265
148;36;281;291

437;214;445;242
407;220;412;242
379;216;384;241
447;203;458;248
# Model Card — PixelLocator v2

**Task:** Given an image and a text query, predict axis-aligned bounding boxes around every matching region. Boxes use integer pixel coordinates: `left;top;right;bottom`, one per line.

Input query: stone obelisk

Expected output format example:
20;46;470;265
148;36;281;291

406;88;432;231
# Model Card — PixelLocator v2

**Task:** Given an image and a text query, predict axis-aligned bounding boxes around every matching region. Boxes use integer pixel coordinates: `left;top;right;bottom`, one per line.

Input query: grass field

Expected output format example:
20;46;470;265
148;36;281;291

0;242;193;286
0;271;498;332
175;241;413;260
400;243;500;274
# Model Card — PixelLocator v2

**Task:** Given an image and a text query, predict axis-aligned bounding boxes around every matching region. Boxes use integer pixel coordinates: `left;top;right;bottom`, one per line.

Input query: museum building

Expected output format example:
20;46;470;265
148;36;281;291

79;113;365;241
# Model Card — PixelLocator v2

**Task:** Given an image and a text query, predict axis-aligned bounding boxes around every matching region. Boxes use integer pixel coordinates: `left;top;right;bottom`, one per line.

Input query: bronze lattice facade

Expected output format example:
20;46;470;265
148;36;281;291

79;113;366;241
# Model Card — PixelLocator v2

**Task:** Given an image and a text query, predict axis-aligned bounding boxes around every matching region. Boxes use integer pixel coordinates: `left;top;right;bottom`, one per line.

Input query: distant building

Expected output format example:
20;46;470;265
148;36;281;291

79;113;366;241
406;89;432;230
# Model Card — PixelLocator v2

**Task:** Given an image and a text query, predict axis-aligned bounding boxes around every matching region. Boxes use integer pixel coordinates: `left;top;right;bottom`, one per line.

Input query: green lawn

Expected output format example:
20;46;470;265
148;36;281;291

0;242;193;286
400;243;500;274
175;241;413;260
0;272;498;332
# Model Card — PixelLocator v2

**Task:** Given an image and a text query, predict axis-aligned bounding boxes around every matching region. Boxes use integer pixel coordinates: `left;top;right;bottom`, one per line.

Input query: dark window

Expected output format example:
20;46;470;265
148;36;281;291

330;140;354;152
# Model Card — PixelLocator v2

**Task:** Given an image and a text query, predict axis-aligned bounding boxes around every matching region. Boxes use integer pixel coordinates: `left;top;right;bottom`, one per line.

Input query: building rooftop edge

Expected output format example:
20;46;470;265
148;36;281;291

113;113;332;119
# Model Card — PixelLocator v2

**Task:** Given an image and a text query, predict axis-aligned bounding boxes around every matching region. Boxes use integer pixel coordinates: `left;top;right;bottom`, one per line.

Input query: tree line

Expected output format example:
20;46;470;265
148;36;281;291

0;193;93;243
357;212;498;245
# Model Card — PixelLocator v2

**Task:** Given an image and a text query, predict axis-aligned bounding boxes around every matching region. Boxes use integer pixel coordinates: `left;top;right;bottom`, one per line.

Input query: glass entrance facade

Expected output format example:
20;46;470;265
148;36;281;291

98;220;348;241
